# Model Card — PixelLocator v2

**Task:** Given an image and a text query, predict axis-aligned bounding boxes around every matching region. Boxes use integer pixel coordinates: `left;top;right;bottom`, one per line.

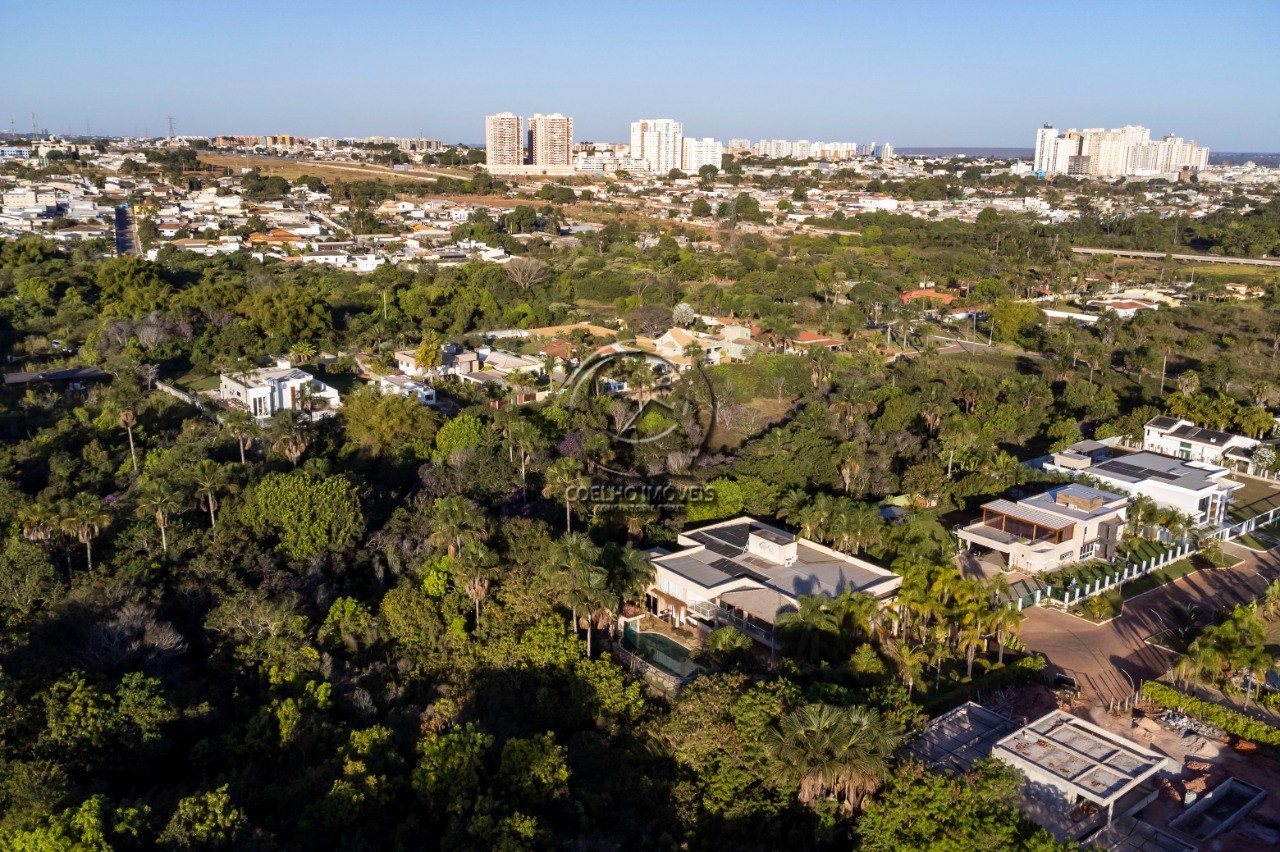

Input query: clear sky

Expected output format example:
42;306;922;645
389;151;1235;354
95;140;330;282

9;0;1280;150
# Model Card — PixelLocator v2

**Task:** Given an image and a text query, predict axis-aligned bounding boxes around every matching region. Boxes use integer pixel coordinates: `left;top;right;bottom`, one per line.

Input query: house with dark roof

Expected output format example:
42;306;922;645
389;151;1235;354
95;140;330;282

645;516;901;649
1045;444;1241;527
1143;416;1261;474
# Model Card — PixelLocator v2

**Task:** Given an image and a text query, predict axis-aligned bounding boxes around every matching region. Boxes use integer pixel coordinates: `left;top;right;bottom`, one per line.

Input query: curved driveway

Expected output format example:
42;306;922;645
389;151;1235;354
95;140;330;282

1019;543;1280;704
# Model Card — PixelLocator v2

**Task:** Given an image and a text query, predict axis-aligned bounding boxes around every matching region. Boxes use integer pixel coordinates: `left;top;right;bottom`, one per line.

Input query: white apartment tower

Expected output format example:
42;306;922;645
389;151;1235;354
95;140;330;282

1032;123;1208;178
528;113;573;167
681;137;723;173
879;142;894;161
630;119;683;174
485;112;523;169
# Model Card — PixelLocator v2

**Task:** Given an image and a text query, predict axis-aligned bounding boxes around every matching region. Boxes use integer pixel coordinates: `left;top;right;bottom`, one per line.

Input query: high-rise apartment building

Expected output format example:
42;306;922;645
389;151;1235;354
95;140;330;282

527;113;573;167
1032;124;1208;178
879;142;894;161
681;137;723;173
485;112;523;169
630;119;683;173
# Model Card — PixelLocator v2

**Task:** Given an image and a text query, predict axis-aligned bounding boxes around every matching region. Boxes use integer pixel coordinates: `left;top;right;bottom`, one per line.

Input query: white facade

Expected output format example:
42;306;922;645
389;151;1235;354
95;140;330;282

219;363;342;420
630;119;683;174
680;137;722;173
528;113;573;167
485;112;523;169
1142;416;1260;472
1032;124;1209;177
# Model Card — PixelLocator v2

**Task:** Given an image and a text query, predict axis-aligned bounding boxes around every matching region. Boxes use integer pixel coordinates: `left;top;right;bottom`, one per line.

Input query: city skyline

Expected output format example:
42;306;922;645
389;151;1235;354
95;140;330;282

7;0;1280;150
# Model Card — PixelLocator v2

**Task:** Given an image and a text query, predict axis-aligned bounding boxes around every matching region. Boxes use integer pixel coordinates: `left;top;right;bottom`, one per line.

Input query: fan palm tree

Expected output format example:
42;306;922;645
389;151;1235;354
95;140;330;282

606;543;655;609
135;479;183;556
119;409;139;474
59;493;110;573
832;589;879;650
288;340;317;364
192;459;233;529
765;703;901;814
19;500;62;545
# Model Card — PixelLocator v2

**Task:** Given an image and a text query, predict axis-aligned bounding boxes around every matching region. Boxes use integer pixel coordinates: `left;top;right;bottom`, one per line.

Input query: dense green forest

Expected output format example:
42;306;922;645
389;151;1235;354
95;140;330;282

1;197;1278;849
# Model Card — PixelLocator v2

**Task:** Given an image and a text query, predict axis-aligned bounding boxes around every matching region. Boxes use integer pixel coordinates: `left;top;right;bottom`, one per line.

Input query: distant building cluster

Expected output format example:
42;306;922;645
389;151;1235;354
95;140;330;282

211;135;448;153
1033;124;1209;178
485;112;574;174
737;139;871;160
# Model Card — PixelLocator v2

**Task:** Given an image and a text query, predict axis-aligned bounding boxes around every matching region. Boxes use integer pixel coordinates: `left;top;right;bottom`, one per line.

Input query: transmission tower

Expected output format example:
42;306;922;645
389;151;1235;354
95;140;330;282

167;115;175;140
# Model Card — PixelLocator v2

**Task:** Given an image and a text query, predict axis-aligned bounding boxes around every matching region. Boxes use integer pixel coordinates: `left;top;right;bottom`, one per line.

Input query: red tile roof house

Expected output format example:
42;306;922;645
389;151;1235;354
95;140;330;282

899;288;958;305
787;331;845;352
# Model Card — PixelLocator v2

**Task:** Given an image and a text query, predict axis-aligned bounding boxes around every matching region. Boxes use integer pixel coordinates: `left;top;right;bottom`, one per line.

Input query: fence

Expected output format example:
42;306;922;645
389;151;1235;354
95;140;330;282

155;380;210;413
1032;539;1195;611
611;639;691;700
1208;502;1280;542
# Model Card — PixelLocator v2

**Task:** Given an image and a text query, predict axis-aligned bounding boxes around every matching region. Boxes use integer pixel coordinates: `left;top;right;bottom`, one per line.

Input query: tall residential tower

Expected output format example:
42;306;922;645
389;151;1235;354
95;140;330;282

485;112;523;169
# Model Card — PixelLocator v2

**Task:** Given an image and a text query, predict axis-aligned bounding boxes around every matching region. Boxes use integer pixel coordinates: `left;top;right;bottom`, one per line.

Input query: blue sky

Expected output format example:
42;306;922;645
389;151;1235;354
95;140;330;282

9;0;1280;150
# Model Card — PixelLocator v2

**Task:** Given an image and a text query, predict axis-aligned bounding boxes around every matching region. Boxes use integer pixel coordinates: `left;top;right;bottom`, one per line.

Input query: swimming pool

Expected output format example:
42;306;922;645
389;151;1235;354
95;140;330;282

621;621;701;679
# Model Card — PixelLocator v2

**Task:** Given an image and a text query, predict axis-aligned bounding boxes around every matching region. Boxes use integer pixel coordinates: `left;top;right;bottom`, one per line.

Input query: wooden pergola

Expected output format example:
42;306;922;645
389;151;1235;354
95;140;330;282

979;506;1074;544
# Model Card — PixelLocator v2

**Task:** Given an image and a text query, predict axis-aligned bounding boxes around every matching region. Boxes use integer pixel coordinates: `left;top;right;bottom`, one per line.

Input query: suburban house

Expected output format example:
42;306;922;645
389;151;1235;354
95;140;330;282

899;288;958;306
956;484;1128;573
394;343;481;380
375;373;435;405
219;360;342;420
645;517;902;649
1142;415;1261;472
786;331;845;352
650;327;724;369
1085;298;1159;319
1045;442;1241;527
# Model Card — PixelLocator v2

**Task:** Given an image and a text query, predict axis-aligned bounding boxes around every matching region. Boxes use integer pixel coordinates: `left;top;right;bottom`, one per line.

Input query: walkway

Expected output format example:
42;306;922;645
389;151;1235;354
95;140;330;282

1019;543;1280;705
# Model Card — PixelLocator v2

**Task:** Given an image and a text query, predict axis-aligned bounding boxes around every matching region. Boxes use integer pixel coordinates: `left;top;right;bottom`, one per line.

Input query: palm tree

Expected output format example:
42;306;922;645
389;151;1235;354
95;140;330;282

958;624;985;679
222;408;259;465
924;624;954;690
989;605;1023;665
765;703;902;814
606;543;655;610
883;638;927;693
427;496;486;559
192;459;233;529
1238;646;1272;709
832;590;879;650
288;340;317;364
542;458;588;532
119;409;139;474
506;418;542;487
269;410;310;466
457;540;497;625
776;595;839;662
59;493;110;573
135;479;183;556
19;500;62;545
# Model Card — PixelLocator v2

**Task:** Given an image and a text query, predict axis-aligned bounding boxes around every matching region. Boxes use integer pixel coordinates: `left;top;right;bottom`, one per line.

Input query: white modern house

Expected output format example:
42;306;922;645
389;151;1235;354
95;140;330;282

956;484;1128;574
645;517;902;649
1143;415;1260;473
394;343;481;380
375;373;435;405
1045;442;1241;527
219;360;342;420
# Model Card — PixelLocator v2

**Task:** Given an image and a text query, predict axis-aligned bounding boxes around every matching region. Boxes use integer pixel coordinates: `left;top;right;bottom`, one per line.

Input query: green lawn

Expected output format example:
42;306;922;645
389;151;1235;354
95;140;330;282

170;369;220;392
1120;558;1203;600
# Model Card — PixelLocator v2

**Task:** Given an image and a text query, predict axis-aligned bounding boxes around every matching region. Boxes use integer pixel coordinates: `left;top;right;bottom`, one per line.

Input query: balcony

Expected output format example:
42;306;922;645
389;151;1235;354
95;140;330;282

687;600;776;646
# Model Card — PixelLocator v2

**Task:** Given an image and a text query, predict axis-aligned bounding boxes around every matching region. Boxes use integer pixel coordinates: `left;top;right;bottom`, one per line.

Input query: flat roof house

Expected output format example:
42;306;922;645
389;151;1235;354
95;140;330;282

1143;415;1260;474
1045;444;1241;528
992;711;1175;842
646;516;902;649
219;362;341;420
956;484;1128;573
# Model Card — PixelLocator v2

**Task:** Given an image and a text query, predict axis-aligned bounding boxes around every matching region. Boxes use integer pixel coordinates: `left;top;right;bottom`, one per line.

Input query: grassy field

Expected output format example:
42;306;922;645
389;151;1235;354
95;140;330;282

197;153;452;186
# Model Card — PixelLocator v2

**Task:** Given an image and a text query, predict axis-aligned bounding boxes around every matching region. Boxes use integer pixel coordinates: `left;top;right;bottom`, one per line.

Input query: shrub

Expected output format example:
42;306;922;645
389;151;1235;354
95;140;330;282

1142;682;1280;746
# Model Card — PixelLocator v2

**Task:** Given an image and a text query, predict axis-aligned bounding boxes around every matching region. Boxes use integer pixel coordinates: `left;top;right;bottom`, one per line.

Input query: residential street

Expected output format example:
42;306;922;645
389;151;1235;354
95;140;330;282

1019;542;1280;705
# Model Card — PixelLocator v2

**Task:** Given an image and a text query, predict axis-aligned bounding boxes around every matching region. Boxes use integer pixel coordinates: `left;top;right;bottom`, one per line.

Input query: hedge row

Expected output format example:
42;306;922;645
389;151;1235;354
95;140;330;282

1142;682;1280;747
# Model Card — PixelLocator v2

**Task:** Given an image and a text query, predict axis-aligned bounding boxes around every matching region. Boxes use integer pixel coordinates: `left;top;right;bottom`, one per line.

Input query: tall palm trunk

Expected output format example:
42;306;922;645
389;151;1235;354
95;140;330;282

126;427;137;474
207;495;217;528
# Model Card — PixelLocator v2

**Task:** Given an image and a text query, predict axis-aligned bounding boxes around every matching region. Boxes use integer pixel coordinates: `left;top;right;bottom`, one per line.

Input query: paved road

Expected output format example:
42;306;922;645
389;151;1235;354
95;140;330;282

1019;543;1280;705
114;204;138;256
1071;246;1280;268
